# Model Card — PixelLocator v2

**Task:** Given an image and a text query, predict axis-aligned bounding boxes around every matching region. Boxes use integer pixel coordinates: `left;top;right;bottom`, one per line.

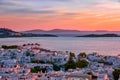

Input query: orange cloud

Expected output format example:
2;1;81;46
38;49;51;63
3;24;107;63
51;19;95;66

0;8;120;31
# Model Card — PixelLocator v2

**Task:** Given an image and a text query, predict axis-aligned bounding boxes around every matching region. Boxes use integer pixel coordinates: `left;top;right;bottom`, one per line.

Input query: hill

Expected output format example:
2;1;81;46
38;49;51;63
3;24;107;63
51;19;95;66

0;28;21;37
77;34;120;37
23;29;120;37
0;28;57;38
1;28;120;37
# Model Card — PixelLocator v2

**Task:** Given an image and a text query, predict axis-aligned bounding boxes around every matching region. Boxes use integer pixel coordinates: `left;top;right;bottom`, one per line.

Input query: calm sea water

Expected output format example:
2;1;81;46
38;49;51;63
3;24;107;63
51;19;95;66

0;37;120;56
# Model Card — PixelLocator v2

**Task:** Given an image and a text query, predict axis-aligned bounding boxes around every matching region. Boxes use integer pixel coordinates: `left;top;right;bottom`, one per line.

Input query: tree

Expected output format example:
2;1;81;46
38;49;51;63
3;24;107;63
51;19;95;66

70;52;75;58
31;66;42;73
87;72;97;79
97;60;105;63
53;64;60;71
31;66;46;73
76;59;89;68
31;59;45;63
46;61;60;71
113;68;120;80
1;45;18;49
64;58;76;71
64;52;77;71
78;52;86;58
31;59;37;63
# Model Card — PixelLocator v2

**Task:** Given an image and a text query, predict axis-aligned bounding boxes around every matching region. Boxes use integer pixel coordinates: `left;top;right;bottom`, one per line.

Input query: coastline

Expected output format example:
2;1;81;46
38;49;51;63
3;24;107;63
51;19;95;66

0;37;119;56
0;43;119;80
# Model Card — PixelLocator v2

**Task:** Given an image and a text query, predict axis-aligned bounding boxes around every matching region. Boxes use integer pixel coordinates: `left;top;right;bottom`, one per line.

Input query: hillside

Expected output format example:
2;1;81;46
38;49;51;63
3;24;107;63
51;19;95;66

0;28;57;38
0;28;21;37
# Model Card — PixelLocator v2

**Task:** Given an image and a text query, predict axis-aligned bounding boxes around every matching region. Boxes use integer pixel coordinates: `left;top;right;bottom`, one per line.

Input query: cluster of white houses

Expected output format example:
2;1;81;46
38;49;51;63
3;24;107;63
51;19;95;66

0;43;120;80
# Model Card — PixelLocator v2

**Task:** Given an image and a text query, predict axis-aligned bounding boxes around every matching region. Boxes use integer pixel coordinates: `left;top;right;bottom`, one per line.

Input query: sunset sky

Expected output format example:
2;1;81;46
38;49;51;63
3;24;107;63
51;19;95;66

0;0;120;31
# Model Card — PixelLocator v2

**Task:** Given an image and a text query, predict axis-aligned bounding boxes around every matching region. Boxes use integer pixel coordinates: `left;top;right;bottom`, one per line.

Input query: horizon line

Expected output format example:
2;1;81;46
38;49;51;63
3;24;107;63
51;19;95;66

1;27;120;32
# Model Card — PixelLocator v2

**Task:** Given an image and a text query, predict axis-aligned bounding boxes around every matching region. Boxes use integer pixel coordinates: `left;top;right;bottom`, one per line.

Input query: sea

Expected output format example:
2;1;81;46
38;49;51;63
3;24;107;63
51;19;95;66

0;37;120;56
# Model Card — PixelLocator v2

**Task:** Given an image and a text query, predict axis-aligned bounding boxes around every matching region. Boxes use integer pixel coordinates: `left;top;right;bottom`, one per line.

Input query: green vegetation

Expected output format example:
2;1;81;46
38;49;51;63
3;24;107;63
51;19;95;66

31;66;46;73
97;60;105;63
76;59;89;68
31;60;61;71
113;68;120;80
1;45;18;49
31;52;89;71
64;52;89;71
31;59;45;63
26;52;35;57
26;52;31;56
78;52;86;58
31;59;38;63
47;62;60;71
53;64;60;71
87;72;97;79
64;52;76;71
64;58;76;71
70;52;75;58
31;66;42;73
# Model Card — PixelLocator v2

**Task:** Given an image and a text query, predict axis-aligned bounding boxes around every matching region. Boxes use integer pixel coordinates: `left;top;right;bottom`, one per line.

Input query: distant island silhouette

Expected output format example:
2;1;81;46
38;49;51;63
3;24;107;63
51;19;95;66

76;34;120;37
0;28;58;38
0;28;120;38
